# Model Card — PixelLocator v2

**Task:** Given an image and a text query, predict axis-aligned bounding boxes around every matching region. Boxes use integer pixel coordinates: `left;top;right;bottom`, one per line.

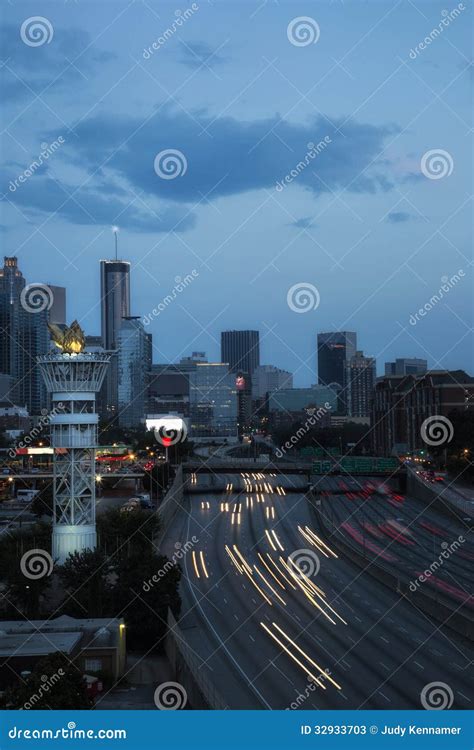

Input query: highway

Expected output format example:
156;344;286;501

160;471;473;709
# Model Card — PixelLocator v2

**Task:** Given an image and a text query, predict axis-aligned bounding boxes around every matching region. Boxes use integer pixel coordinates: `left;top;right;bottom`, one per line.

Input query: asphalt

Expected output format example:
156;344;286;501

160;471;473;710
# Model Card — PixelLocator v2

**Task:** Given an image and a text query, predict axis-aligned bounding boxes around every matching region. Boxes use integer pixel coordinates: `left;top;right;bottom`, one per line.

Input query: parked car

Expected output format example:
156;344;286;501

120;499;141;513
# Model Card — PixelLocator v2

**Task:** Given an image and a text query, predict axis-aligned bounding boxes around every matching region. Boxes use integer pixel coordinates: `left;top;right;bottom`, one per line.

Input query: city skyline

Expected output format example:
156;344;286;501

1;1;472;386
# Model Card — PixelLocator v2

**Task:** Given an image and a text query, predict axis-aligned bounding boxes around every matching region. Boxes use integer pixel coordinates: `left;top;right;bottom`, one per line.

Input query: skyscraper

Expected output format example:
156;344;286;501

317;331;357;388
189;363;238;440
0;257;65;414
100;259;130;417
117;317;150;428
221;330;260;376
344;351;376;418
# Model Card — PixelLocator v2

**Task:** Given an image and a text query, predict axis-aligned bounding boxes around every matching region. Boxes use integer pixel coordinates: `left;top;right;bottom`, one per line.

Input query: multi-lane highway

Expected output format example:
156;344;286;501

160;471;473;709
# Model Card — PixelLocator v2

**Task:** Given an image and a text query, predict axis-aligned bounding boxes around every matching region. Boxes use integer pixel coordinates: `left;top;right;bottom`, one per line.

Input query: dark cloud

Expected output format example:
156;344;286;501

64;108;395;206
2;173;196;234
0;24;115;102
177;41;229;70
386;211;413;224
289;217;316;229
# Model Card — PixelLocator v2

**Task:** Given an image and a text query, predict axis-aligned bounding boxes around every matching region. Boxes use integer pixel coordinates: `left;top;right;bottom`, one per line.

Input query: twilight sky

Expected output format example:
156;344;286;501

1;0;472;385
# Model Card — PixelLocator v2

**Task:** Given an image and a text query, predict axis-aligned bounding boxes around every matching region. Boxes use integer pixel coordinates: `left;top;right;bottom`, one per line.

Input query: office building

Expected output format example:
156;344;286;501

268;385;336;429
372;370;474;455
384;358;427;376
252;365;293;400
221;330;260;376
117;317;150;428
317;331;357;387
100;259;130;417
189;363;238;440
345;351;376;418
0;257;65;415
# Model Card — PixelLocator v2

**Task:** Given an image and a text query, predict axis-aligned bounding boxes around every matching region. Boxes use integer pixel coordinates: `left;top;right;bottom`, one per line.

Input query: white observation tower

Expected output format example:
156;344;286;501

37;321;112;564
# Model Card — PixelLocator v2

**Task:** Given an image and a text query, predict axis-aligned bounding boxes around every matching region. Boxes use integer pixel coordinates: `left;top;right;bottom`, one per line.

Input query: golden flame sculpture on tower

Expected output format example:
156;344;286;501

48;320;86;354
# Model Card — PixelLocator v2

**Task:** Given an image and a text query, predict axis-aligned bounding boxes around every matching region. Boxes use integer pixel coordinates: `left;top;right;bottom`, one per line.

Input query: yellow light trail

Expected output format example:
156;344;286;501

243;567;272;606
257;552;286;590
191;550;200;579
225;545;243;573
232;545;253;575
266;554;297;590
272;530;284;552
253;565;286;605
200;551;209;579
265;529;277;551
260;622;325;688
304;526;338;558
272;622;342;690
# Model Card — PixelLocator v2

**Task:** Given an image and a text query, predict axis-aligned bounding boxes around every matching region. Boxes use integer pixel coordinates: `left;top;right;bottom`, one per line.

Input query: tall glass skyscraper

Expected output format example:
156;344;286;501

317;331;357;414
221;330;260;375
117;317;150;427
0;257;65;414
189;363;238;439
100;260;130;417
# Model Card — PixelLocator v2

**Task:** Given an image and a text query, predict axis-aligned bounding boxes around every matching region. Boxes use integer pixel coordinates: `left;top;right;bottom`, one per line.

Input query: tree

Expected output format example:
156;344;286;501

0;653;91;709
112;549;181;651
57;549;112;618
96;507;160;559
0;525;53;619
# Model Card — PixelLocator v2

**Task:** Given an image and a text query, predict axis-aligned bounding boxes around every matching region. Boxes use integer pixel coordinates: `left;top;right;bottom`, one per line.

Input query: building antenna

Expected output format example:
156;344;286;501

112;226;119;260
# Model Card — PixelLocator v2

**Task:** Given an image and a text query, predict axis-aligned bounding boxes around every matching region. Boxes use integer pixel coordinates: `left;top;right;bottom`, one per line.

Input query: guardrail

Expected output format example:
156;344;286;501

165;609;228;710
